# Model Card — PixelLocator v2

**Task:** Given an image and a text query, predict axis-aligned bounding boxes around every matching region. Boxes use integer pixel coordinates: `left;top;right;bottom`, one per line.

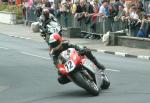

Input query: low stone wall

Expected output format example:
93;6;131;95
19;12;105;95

62;27;81;38
0;11;16;24
109;32;126;46
117;36;150;49
108;32;150;49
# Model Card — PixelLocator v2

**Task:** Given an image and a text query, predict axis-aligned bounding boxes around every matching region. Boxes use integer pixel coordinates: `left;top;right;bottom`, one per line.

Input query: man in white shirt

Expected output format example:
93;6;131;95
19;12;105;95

99;0;109;16
129;6;139;19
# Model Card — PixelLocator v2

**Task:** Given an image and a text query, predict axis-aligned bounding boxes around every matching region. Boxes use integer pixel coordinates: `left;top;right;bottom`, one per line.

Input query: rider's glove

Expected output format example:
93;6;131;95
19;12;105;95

78;46;87;55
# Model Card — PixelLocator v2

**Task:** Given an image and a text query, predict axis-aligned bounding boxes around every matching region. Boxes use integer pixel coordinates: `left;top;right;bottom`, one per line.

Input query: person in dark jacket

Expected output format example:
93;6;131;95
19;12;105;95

39;8;57;36
49;33;106;84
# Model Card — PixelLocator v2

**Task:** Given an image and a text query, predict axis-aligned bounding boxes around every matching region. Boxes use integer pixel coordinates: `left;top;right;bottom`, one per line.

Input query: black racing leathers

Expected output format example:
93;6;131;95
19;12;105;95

39;14;57;34
40;18;51;34
51;41;105;71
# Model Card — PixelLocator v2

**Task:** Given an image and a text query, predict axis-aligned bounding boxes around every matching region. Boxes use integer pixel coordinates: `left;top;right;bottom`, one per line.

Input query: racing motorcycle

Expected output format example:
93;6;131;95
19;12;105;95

39;17;62;45
56;48;110;96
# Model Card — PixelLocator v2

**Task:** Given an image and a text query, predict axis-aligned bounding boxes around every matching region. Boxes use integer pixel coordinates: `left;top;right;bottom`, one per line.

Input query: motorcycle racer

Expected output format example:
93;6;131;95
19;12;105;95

49;33;106;84
39;8;60;36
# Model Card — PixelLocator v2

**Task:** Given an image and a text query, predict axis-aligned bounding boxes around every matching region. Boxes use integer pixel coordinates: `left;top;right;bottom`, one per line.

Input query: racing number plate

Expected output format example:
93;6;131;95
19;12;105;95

64;60;75;72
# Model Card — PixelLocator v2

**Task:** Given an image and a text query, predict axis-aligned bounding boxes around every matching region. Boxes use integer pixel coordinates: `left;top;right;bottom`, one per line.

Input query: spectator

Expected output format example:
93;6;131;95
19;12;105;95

35;5;43;18
127;6;143;36
34;0;55;18
87;1;94;14
60;0;67;12
84;1;94;24
99;0;109;17
84;3;99;39
108;4;118;18
145;3;150;14
84;3;99;32
45;1;51;7
54;0;61;10
137;19;150;38
98;0;104;6
71;1;78;15
113;0;123;12
120;0;125;6
90;4;99;33
59;0;69;27
75;0;87;21
0;0;2;5
41;0;48;8
45;1;55;15
114;5;126;21
129;6;140;20
66;0;72;10
76;0;86;13
138;4;150;37
136;0;144;11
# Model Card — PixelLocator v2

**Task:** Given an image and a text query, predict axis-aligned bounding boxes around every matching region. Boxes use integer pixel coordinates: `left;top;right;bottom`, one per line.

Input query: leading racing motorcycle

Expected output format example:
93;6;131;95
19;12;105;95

56;48;110;96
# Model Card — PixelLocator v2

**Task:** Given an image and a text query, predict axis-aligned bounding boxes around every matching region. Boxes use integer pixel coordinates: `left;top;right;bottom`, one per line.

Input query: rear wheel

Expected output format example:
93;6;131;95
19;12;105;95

71;70;100;96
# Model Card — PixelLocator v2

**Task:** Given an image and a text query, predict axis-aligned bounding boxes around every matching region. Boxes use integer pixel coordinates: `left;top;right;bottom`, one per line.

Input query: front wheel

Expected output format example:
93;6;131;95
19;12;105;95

71;70;100;96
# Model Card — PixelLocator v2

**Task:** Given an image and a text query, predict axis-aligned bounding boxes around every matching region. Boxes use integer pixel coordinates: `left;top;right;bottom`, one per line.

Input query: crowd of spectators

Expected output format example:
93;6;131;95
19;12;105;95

32;0;149;38
1;0;149;38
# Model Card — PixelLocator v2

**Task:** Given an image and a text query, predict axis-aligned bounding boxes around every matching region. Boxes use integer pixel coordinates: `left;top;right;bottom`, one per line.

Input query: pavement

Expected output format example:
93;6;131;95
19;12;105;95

0;23;150;60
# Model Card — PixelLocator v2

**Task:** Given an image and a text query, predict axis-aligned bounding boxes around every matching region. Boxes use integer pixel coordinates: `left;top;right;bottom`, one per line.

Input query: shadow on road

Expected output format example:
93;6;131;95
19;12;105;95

57;89;95;98
21;90;97;103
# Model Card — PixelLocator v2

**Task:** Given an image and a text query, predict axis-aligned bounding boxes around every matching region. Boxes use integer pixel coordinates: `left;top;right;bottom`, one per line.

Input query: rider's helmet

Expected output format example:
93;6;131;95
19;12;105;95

49;33;62;50
42;8;49;19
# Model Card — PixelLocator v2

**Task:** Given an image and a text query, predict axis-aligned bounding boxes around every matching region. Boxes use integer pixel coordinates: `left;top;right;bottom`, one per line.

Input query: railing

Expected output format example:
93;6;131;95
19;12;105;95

24;9;141;37
56;12;127;34
24;6;37;25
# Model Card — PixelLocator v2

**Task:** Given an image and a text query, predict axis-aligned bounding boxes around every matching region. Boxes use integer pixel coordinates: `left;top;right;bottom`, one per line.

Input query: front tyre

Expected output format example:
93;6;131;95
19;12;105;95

71;71;100;96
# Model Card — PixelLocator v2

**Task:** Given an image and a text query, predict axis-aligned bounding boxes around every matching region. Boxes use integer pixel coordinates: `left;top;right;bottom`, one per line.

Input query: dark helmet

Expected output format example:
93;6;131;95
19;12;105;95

42;8;49;19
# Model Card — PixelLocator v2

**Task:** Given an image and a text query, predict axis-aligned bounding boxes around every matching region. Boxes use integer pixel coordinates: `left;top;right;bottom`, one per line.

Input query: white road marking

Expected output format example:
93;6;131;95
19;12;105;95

21;52;51;60
97;50;106;53
0;46;9;50
9;35;31;40
19;37;31;40
138;55;150;60
21;52;120;72
106;69;120;72
115;52;127;56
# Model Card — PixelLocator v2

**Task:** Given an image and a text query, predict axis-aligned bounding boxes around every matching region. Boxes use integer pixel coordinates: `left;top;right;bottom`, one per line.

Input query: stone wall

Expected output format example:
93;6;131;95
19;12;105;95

0;11;16;24
117;36;150;49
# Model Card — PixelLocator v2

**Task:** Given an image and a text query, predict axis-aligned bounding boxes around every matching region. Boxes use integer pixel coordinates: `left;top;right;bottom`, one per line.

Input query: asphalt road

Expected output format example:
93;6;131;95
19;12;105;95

0;34;150;103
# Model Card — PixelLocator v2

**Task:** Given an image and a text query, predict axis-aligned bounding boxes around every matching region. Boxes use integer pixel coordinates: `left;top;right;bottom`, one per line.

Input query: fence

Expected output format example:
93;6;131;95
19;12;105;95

24;9;133;36
56;12;127;34
23;6;37;25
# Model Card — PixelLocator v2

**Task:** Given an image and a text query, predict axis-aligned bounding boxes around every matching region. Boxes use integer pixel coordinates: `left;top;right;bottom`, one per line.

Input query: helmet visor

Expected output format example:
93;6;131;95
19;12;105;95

49;41;60;48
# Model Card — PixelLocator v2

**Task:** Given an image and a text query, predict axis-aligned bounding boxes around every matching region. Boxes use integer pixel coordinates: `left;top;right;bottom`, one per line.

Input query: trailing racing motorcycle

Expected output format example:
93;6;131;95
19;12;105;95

56;48;110;96
39;16;62;45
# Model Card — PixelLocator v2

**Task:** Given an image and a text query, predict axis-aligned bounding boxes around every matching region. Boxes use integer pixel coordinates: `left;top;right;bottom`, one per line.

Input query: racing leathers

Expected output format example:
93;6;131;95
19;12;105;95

39;14;57;35
50;41;105;84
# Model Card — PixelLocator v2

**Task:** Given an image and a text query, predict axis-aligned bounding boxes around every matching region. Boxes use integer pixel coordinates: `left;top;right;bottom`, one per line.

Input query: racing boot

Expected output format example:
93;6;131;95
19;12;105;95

57;72;71;84
100;71;110;89
57;75;71;84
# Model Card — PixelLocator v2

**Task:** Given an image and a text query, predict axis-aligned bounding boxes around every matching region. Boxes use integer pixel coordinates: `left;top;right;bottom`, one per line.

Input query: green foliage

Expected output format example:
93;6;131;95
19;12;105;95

0;3;23;19
0;3;8;11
